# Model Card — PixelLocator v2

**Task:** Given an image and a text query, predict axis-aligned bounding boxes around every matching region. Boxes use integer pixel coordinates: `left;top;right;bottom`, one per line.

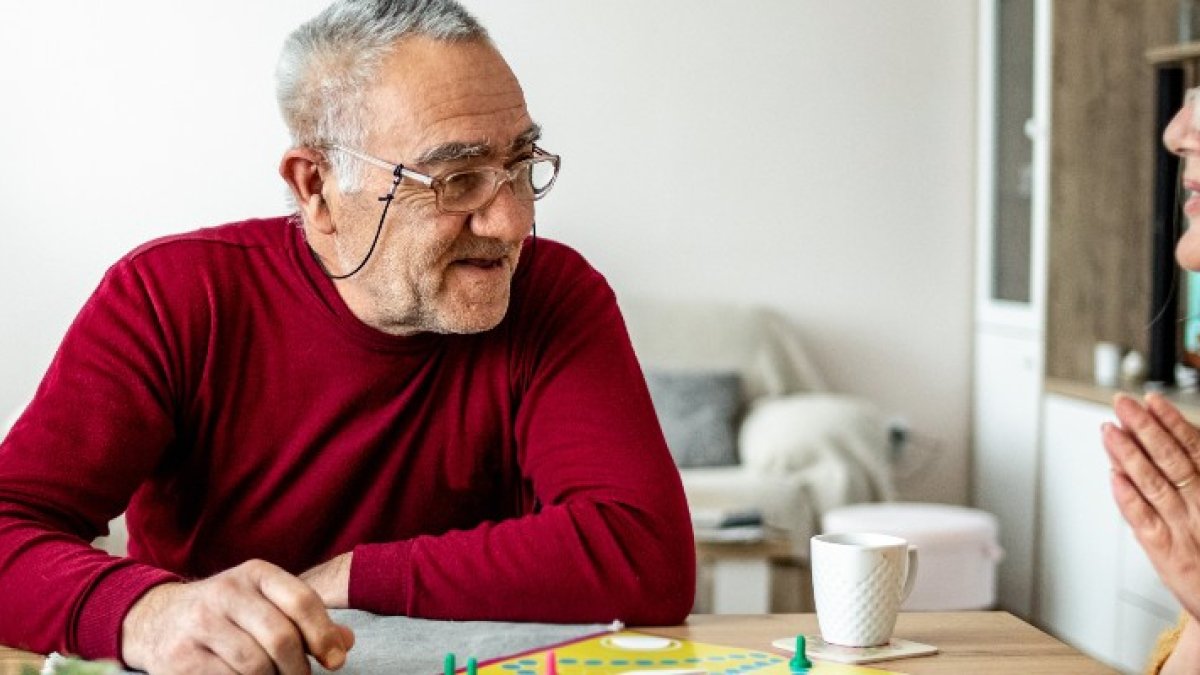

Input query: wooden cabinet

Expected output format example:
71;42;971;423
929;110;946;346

1043;1;1176;381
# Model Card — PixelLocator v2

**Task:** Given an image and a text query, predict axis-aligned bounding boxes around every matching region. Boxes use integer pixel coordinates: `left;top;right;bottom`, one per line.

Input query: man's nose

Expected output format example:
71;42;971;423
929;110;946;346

1164;101;1199;157
468;183;534;242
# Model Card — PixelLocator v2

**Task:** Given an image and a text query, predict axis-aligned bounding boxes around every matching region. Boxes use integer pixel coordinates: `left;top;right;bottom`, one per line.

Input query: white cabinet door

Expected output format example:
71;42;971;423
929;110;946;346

1115;599;1177;674
972;328;1041;618
1037;395;1123;666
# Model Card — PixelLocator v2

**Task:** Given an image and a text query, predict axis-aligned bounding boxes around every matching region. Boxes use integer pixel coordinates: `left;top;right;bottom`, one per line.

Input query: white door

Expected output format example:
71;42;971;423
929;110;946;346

973;328;1040;617
970;0;1050;620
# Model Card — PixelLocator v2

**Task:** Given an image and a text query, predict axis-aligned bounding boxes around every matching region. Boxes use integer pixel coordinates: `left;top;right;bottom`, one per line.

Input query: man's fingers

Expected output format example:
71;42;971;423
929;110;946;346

169;647;241;675
252;561;350;670
199;615;279;675
219;592;313;675
1113;394;1197;485
121;563;352;675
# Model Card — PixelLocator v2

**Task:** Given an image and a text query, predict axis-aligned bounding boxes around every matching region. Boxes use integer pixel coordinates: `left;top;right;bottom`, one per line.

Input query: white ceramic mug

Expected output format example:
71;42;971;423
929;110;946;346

810;532;918;647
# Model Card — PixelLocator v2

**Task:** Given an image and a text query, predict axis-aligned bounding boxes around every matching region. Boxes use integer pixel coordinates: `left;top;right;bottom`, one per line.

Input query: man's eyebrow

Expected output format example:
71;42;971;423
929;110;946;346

413;123;542;166
415;141;491;165
510;124;542;152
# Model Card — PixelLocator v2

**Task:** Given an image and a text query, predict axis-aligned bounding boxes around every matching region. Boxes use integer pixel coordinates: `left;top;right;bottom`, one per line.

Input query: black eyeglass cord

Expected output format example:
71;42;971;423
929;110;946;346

308;165;541;282
527;221;537;267
309;165;404;280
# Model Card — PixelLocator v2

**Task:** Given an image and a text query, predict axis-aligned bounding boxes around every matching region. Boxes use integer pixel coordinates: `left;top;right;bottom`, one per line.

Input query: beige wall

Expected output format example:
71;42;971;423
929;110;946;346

465;1;978;502
0;1;976;503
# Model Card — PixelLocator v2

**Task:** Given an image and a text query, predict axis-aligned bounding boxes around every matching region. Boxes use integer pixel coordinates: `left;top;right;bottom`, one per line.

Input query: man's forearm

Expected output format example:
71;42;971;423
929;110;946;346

301;551;353;608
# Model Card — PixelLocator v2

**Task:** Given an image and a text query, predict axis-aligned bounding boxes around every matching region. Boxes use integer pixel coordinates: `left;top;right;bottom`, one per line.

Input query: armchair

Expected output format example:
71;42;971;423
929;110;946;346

619;296;896;557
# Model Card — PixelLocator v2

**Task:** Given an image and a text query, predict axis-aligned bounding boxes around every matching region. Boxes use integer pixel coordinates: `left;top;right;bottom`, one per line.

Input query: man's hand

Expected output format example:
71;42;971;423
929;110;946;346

300;552;352;608
121;559;354;674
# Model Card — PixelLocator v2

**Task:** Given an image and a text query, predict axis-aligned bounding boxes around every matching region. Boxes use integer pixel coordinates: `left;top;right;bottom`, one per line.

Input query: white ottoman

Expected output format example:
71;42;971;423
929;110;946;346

820;502;1003;611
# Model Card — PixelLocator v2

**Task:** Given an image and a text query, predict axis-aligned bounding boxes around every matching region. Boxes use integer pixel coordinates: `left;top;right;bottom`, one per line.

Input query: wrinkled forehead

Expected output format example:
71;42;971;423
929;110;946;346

365;37;531;161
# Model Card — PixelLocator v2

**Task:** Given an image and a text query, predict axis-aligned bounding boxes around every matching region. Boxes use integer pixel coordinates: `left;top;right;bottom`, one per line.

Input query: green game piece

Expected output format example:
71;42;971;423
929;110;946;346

790;634;813;671
444;652;456;675
467;657;478;675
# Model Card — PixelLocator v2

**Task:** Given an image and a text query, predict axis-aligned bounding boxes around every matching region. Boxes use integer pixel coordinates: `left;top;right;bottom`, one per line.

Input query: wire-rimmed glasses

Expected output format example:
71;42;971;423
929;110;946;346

309;143;560;280
332;144;561;214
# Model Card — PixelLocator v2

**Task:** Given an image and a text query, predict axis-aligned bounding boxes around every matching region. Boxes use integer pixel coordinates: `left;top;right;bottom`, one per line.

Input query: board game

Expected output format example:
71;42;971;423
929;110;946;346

456;631;903;674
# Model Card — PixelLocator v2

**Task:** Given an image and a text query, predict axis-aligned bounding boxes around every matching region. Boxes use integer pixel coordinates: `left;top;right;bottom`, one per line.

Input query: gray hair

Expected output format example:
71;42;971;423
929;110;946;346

276;0;489;193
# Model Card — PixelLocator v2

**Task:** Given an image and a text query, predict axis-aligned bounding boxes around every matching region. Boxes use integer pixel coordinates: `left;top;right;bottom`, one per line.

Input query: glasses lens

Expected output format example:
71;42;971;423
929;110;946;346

527;158;558;199
436;156;559;212
439;170;496;211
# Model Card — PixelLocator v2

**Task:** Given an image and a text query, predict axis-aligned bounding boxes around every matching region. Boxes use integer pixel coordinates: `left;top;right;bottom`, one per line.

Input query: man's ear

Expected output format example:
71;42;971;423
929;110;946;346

279;148;335;235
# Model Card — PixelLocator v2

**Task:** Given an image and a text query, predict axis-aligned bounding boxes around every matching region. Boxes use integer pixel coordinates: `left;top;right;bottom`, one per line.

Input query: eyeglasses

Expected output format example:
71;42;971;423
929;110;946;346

331;143;561;214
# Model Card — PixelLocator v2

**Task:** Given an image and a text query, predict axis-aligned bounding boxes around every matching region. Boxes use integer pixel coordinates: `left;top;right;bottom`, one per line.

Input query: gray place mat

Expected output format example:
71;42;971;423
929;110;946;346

314;612;611;674
43;613;610;674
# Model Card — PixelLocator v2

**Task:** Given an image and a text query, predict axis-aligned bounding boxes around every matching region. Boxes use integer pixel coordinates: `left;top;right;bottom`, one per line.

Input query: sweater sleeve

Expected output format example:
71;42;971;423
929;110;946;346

349;246;696;625
1147;613;1188;675
0;259;182;659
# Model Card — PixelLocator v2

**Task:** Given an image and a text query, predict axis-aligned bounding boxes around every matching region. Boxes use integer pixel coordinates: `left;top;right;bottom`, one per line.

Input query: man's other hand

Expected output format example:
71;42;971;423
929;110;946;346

121;559;355;674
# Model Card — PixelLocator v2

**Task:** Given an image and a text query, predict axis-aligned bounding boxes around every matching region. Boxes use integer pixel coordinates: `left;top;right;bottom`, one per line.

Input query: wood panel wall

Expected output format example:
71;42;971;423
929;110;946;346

1046;0;1177;381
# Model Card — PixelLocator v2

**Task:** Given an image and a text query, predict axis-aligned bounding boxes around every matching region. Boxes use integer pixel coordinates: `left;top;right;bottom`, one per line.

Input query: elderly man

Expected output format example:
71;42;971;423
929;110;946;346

0;1;695;672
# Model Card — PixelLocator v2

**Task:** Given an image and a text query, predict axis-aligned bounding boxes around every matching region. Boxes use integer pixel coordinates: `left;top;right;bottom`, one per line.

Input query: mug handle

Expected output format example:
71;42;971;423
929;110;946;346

901;545;919;602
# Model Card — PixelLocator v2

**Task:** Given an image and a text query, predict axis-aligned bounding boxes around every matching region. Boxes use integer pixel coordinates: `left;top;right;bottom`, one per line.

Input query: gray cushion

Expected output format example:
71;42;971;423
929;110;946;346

645;369;741;467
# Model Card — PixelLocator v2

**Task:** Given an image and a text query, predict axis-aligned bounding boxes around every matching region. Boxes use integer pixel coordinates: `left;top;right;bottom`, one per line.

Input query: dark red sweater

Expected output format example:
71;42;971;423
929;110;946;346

0;217;694;660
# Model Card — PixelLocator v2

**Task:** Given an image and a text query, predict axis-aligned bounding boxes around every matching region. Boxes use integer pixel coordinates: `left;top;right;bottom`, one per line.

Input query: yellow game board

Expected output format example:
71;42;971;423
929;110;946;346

468;630;902;674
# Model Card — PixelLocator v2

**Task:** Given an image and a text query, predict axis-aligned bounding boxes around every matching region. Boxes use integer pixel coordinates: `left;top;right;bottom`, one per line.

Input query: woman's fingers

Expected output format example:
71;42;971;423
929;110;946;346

1110;463;1171;548
1146;392;1200;469
1102;421;1187;522
1113;394;1199;488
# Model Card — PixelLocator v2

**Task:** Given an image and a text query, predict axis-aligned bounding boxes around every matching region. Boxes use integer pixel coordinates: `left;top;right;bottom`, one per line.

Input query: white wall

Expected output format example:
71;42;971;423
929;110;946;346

0;1;976;504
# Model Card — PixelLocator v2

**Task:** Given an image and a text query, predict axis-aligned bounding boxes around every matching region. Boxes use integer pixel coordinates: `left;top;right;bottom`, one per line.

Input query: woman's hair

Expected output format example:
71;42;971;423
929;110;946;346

276;0;488;192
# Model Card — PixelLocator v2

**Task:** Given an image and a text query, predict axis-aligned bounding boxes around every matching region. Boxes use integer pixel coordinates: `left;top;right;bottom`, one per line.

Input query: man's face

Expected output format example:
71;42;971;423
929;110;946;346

327;37;537;335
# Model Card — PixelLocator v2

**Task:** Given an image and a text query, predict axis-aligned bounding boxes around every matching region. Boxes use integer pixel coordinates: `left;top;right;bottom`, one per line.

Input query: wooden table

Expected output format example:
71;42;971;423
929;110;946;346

651;612;1118;674
0;647;37;675
0;611;1119;674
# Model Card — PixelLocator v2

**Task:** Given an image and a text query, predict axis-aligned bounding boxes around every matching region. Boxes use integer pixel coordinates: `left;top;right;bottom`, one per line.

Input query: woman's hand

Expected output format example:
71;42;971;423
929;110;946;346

1104;392;1200;621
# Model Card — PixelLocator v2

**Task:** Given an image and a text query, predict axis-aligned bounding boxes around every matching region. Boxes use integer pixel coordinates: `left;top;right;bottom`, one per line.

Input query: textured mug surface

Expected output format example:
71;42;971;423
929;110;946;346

811;532;918;647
